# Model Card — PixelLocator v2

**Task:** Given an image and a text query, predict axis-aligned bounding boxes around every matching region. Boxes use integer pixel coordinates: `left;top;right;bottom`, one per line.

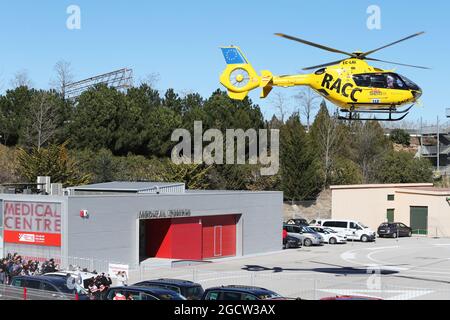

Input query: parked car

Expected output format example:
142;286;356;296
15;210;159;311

202;285;285;300
378;222;413;238
321;295;383;300
43;270;98;289
283;224;323;247
10;275;89;300
299;225;325;246
104;286;186;300
283;235;301;249
286;218;309;226
309;226;347;244
133;278;204;300
313;219;376;242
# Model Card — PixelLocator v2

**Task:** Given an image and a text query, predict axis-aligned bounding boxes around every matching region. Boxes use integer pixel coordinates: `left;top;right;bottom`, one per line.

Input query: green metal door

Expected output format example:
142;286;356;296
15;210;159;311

387;209;395;223
410;207;428;235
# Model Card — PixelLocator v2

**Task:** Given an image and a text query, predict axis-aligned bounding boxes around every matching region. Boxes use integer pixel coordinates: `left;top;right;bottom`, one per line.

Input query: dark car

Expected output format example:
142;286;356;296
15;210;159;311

202;285;284;300
10;275;89;300
286;218;309;226
104;286;186;300
133;279;204;300
283;235;301;249
378;222;412;238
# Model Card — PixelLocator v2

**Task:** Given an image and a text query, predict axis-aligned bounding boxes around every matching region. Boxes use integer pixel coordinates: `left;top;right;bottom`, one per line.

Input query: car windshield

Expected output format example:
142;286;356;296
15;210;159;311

52;281;88;295
183;286;204;300
303;227;316;233
324;228;337;233
155;291;186;300
257;292;283;300
359;223;368;229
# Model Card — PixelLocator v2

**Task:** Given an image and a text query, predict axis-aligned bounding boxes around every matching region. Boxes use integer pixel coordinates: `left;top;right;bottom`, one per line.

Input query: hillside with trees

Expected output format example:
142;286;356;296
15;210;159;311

0;80;434;200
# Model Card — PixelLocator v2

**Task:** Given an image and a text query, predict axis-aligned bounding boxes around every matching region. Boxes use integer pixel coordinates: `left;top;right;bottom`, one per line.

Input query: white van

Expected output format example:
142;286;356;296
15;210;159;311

312;220;376;242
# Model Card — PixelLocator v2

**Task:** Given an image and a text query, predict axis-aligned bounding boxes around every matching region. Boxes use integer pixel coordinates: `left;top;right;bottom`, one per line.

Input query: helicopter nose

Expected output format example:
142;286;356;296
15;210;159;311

412;89;422;100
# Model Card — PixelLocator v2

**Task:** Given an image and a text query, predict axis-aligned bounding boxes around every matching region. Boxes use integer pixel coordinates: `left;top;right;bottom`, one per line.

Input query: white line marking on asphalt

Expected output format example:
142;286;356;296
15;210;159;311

366;246;400;251
366;251;410;271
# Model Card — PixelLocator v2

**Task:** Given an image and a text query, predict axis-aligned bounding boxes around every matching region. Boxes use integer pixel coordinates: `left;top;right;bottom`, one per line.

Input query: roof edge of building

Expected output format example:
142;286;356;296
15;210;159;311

395;188;450;196
330;183;434;191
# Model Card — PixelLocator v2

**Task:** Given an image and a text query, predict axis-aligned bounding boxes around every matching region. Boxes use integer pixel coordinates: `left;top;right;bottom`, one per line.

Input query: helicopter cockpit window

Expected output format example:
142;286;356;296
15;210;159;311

353;73;408;90
386;74;407;89
353;74;371;87
399;75;420;91
370;74;387;88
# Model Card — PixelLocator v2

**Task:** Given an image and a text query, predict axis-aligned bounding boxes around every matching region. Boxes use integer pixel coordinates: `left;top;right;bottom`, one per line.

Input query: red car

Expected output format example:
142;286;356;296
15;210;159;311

321;295;383;301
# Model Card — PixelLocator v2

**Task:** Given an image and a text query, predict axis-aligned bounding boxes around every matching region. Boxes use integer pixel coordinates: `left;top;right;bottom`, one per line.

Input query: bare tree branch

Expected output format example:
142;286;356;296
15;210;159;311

51;60;75;98
10;70;33;88
295;87;321;131
139;72;161;88
23;92;59;150
271;92;291;123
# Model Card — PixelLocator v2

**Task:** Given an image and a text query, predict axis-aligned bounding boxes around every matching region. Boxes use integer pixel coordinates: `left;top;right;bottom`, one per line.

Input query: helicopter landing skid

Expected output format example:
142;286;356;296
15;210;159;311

338;104;414;122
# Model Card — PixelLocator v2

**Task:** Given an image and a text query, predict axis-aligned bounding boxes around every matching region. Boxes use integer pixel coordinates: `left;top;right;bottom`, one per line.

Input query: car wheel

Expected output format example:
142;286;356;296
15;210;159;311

329;237;337;245
304;239;313;247
361;235;369;243
392;233;398;239
408;231;412;237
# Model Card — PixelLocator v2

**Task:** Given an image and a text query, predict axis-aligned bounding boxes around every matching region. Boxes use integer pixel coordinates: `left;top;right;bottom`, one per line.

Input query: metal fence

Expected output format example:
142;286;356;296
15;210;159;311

1;261;449;300
125;265;450;300
0;285;77;300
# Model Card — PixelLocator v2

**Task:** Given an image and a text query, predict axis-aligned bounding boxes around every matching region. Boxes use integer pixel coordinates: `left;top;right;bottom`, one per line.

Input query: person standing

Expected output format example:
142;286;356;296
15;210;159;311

0;267;6;285
117;271;128;287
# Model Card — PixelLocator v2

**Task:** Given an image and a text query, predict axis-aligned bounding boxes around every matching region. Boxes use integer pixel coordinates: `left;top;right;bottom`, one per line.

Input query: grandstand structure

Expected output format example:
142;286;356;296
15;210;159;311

418;117;450;175
64;68;133;100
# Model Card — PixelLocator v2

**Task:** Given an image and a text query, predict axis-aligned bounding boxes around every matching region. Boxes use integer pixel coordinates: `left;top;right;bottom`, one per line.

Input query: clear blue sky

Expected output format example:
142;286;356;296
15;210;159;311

0;0;449;123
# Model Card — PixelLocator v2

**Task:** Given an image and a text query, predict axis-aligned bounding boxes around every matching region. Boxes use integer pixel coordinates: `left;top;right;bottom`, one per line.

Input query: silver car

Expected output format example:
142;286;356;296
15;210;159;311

283;224;323;247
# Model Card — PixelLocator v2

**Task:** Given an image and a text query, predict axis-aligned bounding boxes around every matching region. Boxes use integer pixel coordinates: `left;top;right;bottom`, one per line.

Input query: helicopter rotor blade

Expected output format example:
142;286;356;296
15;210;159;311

275;33;355;57
302;59;347;71
365;57;430;69
361;31;425;57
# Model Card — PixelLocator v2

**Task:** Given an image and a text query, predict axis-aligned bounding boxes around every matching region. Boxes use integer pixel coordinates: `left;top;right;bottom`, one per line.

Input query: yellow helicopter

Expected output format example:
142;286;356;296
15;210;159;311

219;32;428;121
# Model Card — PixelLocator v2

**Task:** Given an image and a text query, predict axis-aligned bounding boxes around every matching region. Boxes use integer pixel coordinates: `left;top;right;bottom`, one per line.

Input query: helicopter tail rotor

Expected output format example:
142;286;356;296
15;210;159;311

220;46;275;100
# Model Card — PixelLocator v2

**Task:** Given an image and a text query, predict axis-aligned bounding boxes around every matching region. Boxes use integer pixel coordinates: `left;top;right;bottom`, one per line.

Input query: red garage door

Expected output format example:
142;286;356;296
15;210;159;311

144;215;237;260
202;215;237;259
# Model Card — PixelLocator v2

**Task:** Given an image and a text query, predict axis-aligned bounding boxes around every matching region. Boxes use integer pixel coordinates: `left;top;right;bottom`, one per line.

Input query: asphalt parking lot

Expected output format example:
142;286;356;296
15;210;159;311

136;237;450;300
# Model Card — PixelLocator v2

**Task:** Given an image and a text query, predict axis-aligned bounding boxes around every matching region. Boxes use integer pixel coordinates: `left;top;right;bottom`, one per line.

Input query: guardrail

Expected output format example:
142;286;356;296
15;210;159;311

125;266;450;300
0;285;78;300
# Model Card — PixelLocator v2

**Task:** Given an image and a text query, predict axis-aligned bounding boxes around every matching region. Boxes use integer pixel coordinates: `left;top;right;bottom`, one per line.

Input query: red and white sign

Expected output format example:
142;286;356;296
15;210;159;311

3;201;62;247
80;210;89;218
3;230;61;247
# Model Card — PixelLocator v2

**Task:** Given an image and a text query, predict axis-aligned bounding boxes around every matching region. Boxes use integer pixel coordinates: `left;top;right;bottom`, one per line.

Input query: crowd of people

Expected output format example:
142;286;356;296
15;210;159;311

0;253;130;300
0;253;59;285
86;273;113;300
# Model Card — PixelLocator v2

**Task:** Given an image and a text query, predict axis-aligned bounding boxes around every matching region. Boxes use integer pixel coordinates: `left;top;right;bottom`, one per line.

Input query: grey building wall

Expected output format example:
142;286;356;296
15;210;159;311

0;191;283;267
67;191;283;266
